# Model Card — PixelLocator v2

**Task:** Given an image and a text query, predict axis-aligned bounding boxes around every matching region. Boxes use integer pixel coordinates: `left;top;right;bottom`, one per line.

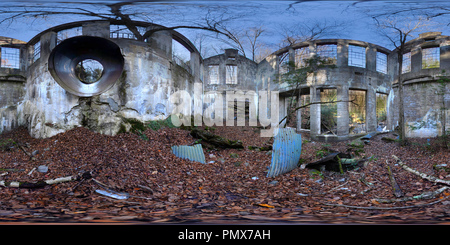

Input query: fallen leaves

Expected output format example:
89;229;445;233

0;125;449;223
257;204;275;208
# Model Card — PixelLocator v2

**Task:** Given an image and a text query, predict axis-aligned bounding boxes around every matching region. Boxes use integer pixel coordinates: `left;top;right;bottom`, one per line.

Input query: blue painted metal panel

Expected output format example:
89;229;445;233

267;128;302;177
171;144;206;164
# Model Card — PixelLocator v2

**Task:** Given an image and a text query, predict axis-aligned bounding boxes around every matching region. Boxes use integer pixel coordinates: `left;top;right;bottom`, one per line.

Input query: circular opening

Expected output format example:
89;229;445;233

75;59;104;84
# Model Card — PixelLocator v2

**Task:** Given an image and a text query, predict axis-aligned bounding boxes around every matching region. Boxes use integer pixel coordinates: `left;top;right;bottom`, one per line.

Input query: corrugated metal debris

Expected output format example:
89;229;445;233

267;128;302;177
171;144;206;164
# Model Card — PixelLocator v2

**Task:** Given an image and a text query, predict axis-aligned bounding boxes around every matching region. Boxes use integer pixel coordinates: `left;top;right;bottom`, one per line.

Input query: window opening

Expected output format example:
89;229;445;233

226;65;238;84
33;41;40;63
320;89;337;135
295;47;310;68
278;52;289;74
300;94;311;129
349;90;366;135
208;65;219;84
110;25;147;40
402;52;411;74
172;39;191;73
317;44;337;65
376;93;387;131
1;47;20;69
376;52;388;74
348;45;366;68
422;47;440;69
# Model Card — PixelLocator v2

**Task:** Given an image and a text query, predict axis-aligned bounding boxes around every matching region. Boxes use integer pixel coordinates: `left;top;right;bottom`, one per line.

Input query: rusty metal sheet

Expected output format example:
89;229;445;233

171;144;206;164
267;128;302;177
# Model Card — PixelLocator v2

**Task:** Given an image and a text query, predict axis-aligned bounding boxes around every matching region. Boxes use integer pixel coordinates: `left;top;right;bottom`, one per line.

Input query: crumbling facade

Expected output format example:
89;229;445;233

0;19;449;140
203;48;259;125
257;39;393;141
1;20;203;138
388;32;450;138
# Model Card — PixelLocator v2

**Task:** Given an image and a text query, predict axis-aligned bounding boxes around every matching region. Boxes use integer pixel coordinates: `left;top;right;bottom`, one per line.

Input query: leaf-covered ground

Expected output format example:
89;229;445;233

0;125;449;224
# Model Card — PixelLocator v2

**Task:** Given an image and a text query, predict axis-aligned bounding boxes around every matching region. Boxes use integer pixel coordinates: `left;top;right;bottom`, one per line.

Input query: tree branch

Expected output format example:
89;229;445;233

278;99;355;126
392;155;450;185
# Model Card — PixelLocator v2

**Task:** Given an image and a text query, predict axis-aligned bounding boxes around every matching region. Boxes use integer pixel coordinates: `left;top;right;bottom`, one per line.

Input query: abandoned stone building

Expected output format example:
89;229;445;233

0;20;449;141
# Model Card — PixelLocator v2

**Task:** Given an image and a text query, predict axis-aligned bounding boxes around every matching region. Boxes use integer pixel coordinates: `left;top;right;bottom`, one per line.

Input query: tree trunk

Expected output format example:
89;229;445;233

397;52;406;144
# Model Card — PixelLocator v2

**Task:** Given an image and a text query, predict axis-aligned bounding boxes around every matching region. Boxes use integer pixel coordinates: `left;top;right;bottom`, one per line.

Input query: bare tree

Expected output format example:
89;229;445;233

203;24;269;61
245;26;266;62
253;46;274;63
0;2;247;44
277;19;347;48
373;15;434;143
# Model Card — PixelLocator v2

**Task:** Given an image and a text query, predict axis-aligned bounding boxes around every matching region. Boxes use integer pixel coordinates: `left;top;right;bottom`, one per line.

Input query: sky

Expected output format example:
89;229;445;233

0;1;449;58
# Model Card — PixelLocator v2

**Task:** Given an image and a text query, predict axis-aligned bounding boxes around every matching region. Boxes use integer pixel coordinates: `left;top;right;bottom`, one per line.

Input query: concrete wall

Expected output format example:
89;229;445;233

6;20;202;138
390;32;450;138
0;37;27;133
203;49;258;91
203;49;259;126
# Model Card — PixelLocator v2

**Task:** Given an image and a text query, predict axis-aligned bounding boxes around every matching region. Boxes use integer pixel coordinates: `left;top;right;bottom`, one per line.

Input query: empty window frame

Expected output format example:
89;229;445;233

278;52;289;74
300;94;311;129
208;65;219;84
422;47;440;69
172;39;191;64
226;65;238;84
57;26;82;44
295;46;310;68
320;89;337;135
348;45;366;68
402;52;411;74
349;90;366;134
376;93;387;127
1;47;20;69
110;25;147;40
33;41;41;63
317;44;337;64
376;52;388;74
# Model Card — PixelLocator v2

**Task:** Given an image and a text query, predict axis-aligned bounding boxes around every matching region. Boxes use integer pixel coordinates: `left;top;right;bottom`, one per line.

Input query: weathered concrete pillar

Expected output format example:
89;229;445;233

411;47;421;73
366;86;377;132
337;41;348;67
366;45;377;71
219;62;226;85
39;31;57;62
336;85;349;136
82;21;110;38
440;40;450;69
296;91;302;132
279;96;286;128
288;47;295;72
148;30;172;58
310;87;321;137
190;52;200;80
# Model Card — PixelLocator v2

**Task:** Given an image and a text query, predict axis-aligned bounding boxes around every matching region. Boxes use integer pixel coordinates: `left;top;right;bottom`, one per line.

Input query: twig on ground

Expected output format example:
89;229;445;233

0;175;79;188
326;182;348;193
392;155;450;185
376;186;449;203
386;160;404;197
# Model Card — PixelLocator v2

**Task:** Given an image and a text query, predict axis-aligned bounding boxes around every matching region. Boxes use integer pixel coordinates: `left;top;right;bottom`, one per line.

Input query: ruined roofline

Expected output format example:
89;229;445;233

203;48;258;64
390;32;449;53
268;38;391;58
0;36;27;46
26;19;200;56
